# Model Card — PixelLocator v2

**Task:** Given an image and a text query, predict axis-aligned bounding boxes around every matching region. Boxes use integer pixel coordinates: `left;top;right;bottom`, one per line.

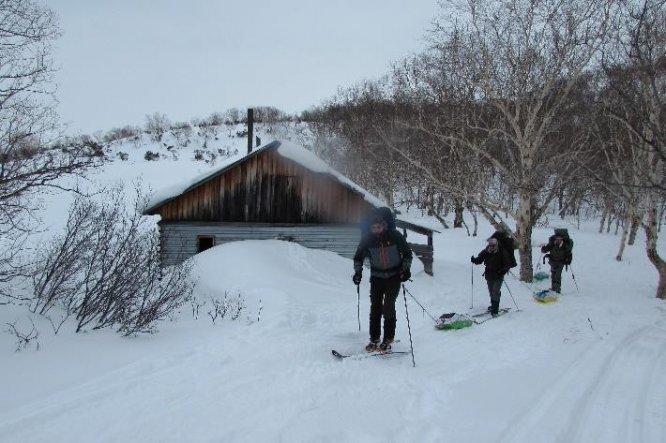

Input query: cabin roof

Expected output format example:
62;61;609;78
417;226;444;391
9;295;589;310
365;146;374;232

143;139;437;233
144;140;387;213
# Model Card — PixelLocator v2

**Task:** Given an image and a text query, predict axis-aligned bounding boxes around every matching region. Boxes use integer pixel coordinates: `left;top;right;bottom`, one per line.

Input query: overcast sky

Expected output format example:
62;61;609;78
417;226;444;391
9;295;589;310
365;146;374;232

44;0;441;135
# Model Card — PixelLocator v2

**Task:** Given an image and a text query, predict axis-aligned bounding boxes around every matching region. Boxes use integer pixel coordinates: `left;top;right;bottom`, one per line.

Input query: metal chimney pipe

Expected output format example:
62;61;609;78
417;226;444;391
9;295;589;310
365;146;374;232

247;108;254;154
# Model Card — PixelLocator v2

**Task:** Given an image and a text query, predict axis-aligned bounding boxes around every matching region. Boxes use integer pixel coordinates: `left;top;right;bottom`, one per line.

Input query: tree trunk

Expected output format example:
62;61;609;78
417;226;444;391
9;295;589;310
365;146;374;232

558;187;565;219
467;203;479;237
628;214;641;245
426;199;450;229
599;210;607;233
616;214;630;261
516;193;534;282
453;201;464;228
644;200;666;299
476;205;512;234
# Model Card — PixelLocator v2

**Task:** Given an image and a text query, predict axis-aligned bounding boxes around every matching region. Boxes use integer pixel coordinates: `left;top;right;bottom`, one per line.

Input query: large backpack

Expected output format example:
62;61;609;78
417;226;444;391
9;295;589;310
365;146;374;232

360;207;397;237
490;230;518;268
550;228;574;253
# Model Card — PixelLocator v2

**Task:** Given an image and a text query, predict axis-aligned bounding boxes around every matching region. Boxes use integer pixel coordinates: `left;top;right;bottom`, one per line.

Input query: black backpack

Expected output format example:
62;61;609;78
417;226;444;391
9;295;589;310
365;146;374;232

490;231;518;268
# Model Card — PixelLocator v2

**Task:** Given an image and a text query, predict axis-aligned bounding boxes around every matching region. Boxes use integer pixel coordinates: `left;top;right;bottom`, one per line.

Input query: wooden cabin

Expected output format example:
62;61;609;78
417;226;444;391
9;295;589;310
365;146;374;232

143;140;436;274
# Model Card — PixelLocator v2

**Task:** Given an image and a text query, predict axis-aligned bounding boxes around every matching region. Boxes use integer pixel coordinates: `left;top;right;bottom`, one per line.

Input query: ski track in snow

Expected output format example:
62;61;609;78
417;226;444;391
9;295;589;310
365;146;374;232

3;197;666;443
499;322;666;443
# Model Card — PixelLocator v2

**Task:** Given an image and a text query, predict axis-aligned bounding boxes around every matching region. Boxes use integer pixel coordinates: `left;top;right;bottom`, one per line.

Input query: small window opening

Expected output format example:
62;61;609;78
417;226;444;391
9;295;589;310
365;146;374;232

197;235;215;253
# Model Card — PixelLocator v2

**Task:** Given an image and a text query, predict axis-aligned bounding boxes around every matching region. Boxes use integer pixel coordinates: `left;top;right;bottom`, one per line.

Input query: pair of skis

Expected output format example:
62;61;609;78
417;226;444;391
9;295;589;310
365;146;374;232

470;307;511;324
331;349;410;360
332;308;513;360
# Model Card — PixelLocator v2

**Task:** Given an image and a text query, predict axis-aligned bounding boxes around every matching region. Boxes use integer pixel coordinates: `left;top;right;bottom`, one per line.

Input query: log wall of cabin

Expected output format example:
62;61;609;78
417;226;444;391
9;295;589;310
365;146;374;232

158;222;362;266
158;222;433;276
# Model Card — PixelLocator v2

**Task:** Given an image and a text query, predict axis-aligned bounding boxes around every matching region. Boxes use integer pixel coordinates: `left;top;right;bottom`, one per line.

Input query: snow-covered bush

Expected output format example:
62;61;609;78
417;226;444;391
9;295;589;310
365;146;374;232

206;292;246;324
145;112;171;142
103;126;141;143
29;186;194;335
144;150;160;161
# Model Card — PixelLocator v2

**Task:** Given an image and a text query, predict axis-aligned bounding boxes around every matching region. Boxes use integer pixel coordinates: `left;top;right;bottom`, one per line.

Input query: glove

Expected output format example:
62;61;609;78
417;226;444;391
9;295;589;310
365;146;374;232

400;269;411;282
470;255;476;263
352;272;362;285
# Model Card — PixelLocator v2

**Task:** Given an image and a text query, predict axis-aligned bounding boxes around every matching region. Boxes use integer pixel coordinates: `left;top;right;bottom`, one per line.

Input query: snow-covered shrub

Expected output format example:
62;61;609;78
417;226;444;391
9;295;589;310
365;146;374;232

29;186;194;335
103;126;141;143
144;150;160;161
145;112;171;142
205;292;246;324
4;318;39;352
193;149;218;163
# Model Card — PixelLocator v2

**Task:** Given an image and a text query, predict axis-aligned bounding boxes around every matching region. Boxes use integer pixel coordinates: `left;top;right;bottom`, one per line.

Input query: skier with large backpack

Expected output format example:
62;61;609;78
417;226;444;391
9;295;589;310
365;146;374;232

471;231;516;316
540;228;573;294
353;207;412;353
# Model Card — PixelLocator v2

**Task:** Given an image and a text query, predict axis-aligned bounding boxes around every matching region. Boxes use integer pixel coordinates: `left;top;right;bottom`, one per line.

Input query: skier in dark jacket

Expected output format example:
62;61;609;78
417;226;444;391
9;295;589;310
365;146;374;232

353;213;412;353
540;235;572;293
471;237;512;316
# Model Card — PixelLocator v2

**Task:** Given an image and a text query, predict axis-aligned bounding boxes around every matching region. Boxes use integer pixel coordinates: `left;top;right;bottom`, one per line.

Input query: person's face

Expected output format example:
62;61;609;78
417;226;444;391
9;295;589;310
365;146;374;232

370;223;384;235
554;237;563;246
487;240;498;252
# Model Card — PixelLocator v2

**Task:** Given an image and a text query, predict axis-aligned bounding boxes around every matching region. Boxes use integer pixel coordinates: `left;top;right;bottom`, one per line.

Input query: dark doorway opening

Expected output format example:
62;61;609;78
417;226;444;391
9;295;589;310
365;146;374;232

197;235;215;253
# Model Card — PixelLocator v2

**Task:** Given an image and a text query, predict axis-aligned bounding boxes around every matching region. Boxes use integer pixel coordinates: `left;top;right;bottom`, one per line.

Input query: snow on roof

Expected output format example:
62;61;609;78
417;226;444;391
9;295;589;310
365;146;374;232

144;150;247;213
276;140;387;208
143;139;387;214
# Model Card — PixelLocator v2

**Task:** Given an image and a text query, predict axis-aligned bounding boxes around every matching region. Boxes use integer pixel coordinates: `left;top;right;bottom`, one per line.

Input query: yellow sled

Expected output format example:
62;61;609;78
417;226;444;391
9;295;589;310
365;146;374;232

533;290;559;303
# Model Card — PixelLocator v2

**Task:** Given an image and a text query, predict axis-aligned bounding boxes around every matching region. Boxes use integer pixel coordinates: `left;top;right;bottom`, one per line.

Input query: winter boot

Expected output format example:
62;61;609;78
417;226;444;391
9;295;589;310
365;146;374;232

490;300;500;317
378;338;394;353
365;340;379;352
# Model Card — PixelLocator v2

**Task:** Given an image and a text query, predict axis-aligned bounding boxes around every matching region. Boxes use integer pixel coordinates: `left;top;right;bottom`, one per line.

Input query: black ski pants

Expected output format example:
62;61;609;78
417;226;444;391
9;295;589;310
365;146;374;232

486;278;503;313
369;275;401;342
550;261;564;293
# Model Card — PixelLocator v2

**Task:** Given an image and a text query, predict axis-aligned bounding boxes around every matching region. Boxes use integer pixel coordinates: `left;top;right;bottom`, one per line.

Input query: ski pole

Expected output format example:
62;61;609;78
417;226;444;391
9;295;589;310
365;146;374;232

402;284;416;368
470;262;474;309
502;279;520;311
508;270;539;294
402;284;439;324
569;264;580;295
356;284;361;332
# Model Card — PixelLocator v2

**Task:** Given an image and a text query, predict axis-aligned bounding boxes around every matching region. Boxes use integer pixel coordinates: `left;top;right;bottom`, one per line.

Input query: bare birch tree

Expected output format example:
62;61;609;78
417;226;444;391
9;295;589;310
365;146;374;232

600;0;666;298
0;0;98;296
387;0;613;280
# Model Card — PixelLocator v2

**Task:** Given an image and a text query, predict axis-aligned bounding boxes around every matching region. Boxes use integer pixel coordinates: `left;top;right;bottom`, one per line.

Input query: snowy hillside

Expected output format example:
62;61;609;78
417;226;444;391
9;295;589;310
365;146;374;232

1;127;666;442
36;120;312;235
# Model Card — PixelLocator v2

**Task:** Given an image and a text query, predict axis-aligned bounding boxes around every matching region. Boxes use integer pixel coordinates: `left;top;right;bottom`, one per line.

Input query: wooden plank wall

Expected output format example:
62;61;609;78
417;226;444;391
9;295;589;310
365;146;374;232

156;149;372;223
159;223;362;266
159;222;434;275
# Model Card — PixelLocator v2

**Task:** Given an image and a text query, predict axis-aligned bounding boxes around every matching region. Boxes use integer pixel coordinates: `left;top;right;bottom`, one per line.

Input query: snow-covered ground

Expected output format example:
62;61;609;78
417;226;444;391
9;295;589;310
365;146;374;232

1;133;665;442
